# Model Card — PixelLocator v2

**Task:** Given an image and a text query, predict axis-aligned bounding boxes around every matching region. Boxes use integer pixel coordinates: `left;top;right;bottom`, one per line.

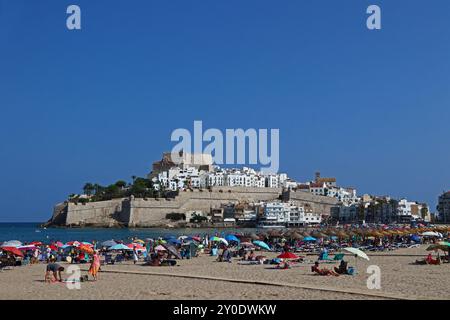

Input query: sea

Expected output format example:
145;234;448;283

0;223;258;243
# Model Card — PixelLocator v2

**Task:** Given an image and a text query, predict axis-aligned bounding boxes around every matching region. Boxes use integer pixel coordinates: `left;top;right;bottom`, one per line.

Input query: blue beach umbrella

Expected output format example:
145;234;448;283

109;243;132;251
168;239;182;245
253;240;271;251
303;236;317;242
101;240;118;248
225;235;240;243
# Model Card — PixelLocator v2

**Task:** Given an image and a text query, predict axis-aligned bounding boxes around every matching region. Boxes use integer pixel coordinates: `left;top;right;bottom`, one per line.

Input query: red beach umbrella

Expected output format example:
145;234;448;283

127;243;145;250
66;241;80;247
54;241;64;248
18;245;36;251
277;252;299;259
1;246;24;257
30;241;43;246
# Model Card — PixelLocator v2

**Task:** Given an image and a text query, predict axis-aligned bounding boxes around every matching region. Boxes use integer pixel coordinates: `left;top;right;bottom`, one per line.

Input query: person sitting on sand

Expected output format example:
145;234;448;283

426;253;441;265
45;262;65;282
277;260;291;269
238;247;245;258
334;260;348;275
248;250;256;261
311;261;339;276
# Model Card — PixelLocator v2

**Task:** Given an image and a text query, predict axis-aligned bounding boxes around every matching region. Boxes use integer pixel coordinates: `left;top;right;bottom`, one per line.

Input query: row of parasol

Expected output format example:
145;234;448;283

237;226;450;241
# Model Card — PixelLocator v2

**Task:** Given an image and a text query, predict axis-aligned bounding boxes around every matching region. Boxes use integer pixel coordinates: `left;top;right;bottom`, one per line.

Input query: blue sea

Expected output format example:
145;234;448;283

0;223;257;244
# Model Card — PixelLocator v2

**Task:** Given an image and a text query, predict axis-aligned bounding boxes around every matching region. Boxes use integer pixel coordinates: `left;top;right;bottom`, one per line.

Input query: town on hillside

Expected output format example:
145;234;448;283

67;152;449;228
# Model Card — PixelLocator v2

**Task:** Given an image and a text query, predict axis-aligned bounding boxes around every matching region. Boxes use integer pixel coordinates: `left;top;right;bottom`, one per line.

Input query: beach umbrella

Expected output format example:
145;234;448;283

422;231;441;237
54;241;64;248
48;245;58;251
303;236;317;242
66;241;80;247
268;229;282;238
127;243;146;251
225;235;240;243
290;232;303;240
18;245;36;251
1;240;22;248
253;240;270;251
240;242;255;247
134;239;145;244
30;241;43;246
336;231;348;238
438;241;450;248
178;235;189;240
154;245;166;251
410;235;421;242
101;240;117;248
218;238;229;246
192;236;201;242
168;238;182;245
1;246;24;257
277;252;299;259
249;233;260;240
81;242;94;247
426;244;448;252
257;231;268;237
161;243;182;259
78;244;94;255
210;236;228;245
109;243;131;251
343;247;370;261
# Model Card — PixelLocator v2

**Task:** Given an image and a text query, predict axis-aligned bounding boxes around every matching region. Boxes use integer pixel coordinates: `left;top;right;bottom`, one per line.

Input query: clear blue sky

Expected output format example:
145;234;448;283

0;0;449;222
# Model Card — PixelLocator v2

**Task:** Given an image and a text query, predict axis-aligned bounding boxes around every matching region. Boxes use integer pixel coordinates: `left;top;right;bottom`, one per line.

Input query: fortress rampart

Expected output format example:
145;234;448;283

48;187;338;227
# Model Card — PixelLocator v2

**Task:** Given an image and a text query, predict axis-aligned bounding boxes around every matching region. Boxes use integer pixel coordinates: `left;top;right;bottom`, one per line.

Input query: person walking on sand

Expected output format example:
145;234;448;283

88;250;101;281
133;246;138;265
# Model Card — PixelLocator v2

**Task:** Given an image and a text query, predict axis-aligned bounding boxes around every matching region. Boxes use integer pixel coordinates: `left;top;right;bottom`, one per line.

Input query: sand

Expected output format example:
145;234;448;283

0;245;448;300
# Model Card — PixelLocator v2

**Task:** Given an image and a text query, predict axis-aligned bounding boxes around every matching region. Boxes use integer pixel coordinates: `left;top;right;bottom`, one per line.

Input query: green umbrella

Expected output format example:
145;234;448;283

426;244;449;251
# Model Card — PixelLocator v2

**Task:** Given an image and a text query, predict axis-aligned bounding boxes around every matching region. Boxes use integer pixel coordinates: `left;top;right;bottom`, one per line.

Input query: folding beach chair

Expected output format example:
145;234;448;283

333;253;344;261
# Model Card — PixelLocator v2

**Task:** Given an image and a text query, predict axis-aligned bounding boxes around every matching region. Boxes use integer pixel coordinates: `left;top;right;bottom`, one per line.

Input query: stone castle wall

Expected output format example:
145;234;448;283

50;187;338;227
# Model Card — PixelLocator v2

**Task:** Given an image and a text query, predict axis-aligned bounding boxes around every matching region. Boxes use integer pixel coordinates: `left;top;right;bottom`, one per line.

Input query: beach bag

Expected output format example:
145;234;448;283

347;267;357;275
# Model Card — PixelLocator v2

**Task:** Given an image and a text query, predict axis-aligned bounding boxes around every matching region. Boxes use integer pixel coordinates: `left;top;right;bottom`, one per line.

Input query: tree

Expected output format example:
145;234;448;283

83;183;94;196
115;180;127;189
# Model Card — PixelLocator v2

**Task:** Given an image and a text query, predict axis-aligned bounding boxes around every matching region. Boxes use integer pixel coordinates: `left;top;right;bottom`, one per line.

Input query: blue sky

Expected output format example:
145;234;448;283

0;0;449;222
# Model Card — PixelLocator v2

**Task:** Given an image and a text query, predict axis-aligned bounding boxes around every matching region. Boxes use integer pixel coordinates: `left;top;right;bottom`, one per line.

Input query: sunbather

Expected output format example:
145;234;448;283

311;262;339;276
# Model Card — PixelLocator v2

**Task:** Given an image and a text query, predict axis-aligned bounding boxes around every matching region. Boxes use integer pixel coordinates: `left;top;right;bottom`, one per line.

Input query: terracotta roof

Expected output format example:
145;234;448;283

317;177;336;183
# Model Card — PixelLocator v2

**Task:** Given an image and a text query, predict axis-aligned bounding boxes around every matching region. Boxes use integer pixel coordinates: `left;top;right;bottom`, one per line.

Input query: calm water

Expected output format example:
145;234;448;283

0;223;258;243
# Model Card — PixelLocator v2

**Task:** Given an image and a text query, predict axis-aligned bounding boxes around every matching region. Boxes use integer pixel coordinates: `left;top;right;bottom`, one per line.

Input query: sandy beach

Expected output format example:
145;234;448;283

0;245;448;300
